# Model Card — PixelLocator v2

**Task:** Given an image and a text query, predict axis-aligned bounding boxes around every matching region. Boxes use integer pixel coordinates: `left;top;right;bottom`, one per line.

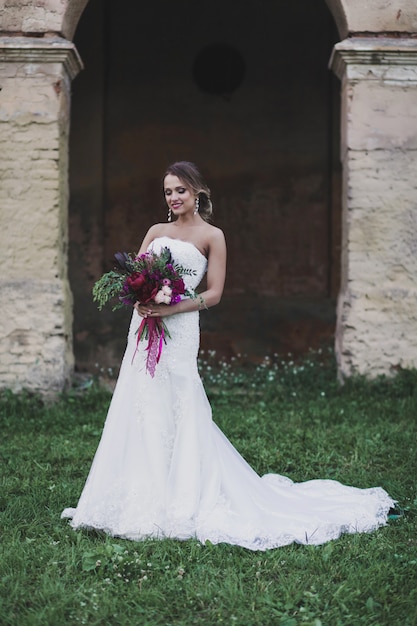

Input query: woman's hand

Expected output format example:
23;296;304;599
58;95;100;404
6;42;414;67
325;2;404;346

134;302;174;318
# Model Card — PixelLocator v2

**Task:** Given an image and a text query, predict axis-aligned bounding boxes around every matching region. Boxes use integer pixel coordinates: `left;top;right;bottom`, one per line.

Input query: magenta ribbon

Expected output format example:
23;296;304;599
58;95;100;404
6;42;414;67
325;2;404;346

157;325;164;364
132;317;165;377
132;317;147;365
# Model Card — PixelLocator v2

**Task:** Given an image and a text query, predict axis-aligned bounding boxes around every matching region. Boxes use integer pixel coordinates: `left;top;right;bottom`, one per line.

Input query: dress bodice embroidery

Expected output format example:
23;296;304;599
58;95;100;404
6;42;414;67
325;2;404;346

149;236;208;292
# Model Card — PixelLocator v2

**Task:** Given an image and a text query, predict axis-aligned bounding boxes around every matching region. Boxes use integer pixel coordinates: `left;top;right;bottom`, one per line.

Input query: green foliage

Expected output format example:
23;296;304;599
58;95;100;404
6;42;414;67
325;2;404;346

92;247;197;311
1;352;417;625
92;270;126;311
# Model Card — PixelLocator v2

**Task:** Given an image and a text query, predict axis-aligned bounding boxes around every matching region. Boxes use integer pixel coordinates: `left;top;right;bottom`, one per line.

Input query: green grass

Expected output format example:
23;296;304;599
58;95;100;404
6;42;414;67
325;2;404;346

1;350;417;625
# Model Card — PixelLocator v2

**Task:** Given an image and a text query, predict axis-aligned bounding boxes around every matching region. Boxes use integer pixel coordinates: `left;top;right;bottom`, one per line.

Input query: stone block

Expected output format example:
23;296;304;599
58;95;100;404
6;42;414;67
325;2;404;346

0;278;74;393
327;0;417;38
346;81;417;151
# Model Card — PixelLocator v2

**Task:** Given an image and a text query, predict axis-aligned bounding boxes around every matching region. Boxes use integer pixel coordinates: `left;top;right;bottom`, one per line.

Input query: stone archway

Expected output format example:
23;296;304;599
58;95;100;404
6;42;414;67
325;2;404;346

326;0;417;37
62;0;90;39
0;0;89;39
1;0;417;393
325;0;348;38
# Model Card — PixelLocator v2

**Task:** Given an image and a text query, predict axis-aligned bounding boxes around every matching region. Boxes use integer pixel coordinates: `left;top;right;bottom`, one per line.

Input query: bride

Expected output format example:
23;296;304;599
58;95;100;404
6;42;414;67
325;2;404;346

62;161;394;551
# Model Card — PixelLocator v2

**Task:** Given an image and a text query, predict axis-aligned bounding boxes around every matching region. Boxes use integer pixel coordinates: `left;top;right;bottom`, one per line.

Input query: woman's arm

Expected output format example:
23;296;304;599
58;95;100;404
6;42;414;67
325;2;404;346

200;228;227;307
135;229;226;319
137;224;163;256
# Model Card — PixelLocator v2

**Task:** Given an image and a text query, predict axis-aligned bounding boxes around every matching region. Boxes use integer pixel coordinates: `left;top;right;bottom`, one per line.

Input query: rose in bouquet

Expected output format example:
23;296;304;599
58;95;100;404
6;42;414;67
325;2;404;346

92;247;196;376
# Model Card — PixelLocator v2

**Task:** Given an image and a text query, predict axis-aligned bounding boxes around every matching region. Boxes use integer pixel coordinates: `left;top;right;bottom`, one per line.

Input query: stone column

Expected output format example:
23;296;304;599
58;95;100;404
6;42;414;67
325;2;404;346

0;37;82;394
330;38;417;378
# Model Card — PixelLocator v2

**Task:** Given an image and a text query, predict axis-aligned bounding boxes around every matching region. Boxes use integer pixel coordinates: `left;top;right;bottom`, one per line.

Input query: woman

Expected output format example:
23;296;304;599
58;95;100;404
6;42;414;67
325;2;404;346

62;161;394;550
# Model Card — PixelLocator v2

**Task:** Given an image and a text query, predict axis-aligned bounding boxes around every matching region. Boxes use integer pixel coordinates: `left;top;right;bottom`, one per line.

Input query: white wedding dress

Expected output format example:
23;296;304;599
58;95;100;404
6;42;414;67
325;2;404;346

62;236;394;550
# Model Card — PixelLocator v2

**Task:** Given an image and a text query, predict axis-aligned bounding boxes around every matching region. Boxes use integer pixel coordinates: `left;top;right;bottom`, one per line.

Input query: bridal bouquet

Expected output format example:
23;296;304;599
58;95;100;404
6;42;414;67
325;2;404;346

93;248;195;376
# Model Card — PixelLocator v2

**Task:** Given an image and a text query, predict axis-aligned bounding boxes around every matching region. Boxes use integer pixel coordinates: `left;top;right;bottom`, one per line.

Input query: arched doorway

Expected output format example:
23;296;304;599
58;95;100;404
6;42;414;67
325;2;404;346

69;0;341;372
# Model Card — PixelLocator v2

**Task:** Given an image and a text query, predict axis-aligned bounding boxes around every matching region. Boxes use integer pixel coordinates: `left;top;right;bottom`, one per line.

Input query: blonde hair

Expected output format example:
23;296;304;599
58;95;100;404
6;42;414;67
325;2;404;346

164;161;213;221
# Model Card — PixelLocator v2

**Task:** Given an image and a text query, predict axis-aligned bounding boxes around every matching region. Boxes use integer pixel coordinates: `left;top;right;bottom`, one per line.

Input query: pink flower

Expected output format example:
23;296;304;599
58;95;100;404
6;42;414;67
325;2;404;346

162;278;171;286
155;290;172;305
155;290;166;304
161;285;172;296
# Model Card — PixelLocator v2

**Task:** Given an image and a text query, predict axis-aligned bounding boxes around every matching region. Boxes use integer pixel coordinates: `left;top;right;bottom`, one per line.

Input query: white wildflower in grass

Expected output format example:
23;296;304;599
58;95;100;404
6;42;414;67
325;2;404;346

138;573;148;590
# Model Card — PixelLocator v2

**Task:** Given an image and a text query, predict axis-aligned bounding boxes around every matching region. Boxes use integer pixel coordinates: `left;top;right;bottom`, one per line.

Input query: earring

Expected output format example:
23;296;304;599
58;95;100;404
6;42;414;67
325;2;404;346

194;198;199;215
167;207;172;222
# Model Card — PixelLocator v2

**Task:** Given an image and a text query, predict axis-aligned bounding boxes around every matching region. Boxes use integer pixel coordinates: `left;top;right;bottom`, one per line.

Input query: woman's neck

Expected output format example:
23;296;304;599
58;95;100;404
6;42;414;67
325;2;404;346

174;215;202;228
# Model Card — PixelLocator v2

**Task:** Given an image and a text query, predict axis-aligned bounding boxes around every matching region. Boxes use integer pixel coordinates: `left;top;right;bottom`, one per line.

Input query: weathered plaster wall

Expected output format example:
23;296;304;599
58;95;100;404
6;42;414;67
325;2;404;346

0;37;82;392
326;0;417;38
332;38;417;377
0;0;88;39
344;0;417;34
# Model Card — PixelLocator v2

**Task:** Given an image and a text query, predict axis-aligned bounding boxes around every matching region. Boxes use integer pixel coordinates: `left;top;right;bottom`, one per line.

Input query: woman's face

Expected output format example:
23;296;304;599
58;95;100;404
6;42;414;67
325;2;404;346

164;174;196;218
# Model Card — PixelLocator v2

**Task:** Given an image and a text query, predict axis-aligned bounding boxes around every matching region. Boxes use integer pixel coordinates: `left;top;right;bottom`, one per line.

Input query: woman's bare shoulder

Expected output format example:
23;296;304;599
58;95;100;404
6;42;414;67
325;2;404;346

143;223;174;242
147;223;171;237
137;223;170;254
205;224;226;245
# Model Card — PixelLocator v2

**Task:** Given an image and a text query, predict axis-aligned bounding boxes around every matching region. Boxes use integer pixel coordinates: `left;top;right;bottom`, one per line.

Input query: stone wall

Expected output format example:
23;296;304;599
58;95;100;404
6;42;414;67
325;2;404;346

331;38;417;377
0;0;88;39
326;0;417;37
0;37;82;393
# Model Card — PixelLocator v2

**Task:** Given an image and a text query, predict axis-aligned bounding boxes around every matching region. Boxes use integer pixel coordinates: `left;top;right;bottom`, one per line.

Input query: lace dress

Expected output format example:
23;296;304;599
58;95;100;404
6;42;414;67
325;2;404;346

62;236;394;550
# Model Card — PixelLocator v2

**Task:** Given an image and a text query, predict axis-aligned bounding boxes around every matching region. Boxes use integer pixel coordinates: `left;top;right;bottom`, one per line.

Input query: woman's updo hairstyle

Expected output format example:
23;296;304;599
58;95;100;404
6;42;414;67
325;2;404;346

164;161;213;222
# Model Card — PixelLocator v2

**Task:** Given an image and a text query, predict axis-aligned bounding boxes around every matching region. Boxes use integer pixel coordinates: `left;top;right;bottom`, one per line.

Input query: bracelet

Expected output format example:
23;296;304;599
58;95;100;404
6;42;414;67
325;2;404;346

198;295;208;310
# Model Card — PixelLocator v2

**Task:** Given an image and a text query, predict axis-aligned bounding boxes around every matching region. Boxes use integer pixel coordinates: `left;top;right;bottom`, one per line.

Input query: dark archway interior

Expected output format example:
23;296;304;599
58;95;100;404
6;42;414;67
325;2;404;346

69;0;341;372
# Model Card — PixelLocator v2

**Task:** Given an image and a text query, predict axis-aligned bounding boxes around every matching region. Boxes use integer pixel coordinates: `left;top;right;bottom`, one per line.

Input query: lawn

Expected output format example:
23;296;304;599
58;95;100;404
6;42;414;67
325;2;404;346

1;351;417;626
